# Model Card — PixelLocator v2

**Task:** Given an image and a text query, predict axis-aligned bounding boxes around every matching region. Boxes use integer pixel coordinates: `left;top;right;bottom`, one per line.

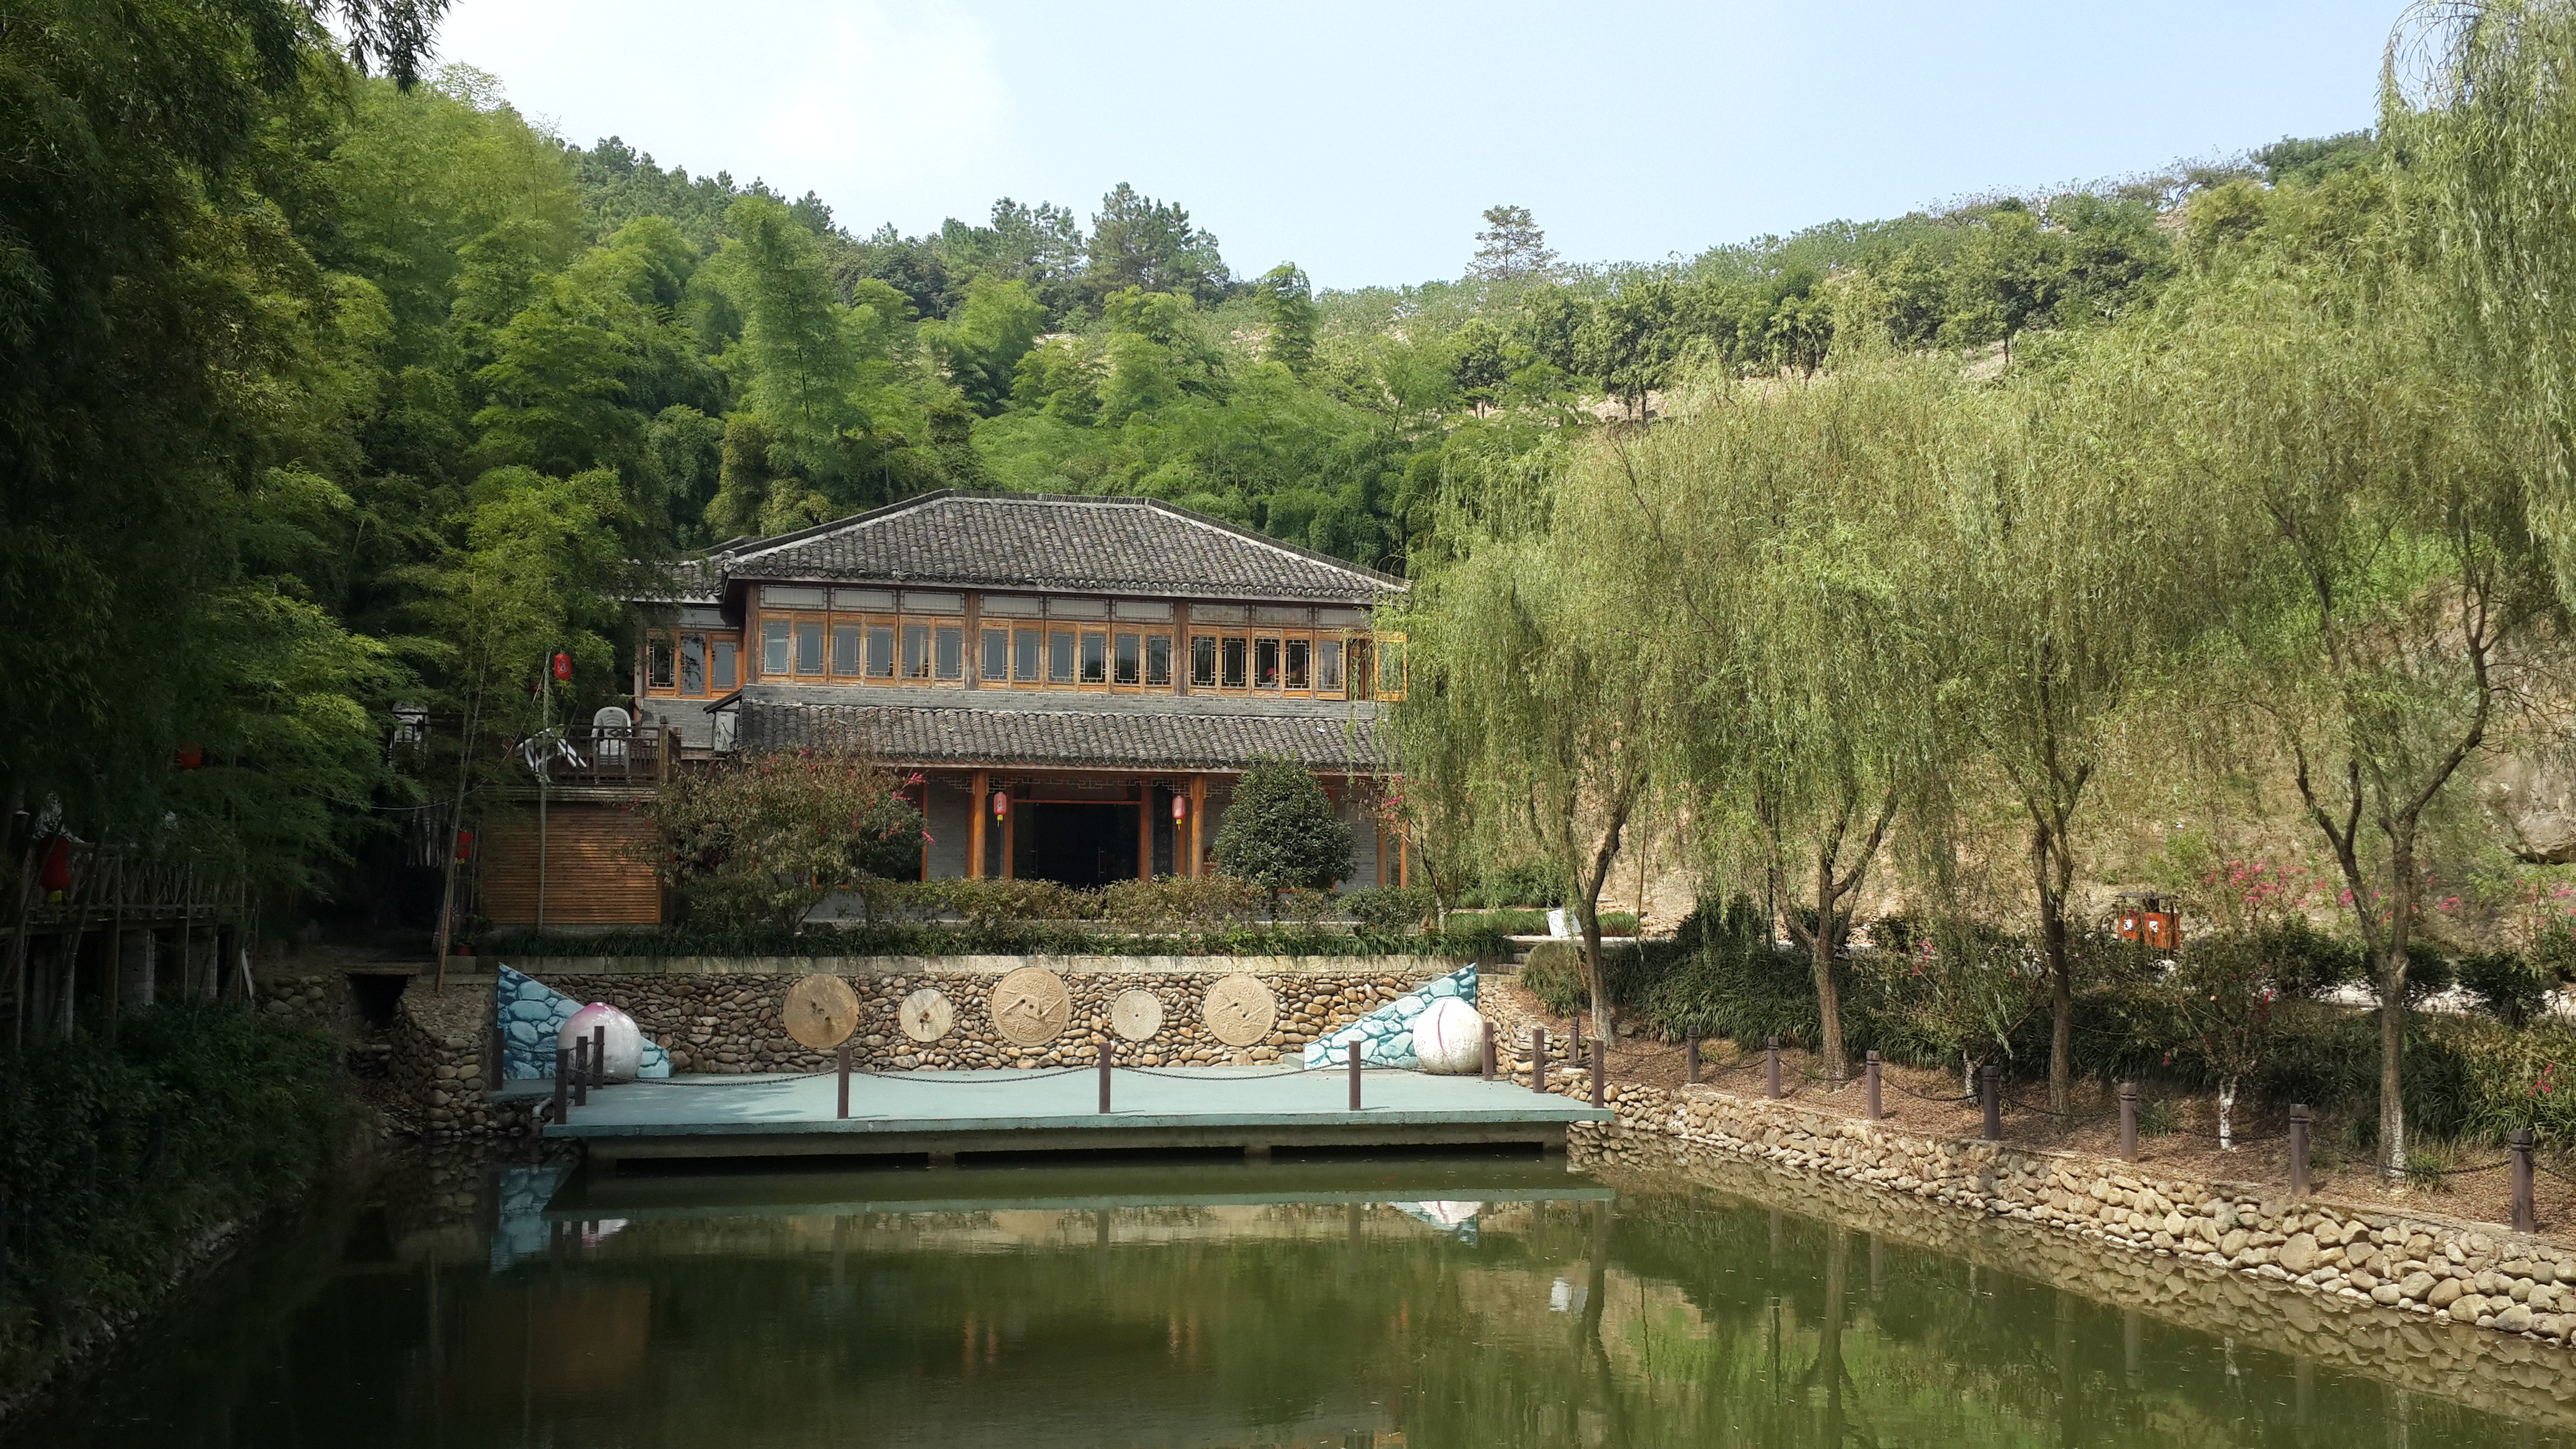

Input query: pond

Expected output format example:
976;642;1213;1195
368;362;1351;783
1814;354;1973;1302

9;1148;2568;1448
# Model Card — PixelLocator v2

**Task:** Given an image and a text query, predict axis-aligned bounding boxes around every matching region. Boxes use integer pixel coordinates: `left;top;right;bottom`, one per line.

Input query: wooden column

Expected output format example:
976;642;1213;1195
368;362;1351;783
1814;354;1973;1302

968;769;988;879
1136;778;1153;881
1002;789;1016;879
1188;776;1207;877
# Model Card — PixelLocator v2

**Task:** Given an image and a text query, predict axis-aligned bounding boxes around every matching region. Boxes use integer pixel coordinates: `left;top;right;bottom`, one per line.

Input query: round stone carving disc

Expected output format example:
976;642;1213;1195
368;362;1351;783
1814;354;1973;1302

989;967;1072;1047
1110;988;1164;1042
783;974;860;1050
898;987;954;1044
1201;973;1277;1048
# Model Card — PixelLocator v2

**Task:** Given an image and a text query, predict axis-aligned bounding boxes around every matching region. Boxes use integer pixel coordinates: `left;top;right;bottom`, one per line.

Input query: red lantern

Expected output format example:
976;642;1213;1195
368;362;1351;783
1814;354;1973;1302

37;836;72;894
1171;794;1186;821
990;790;1009;821
551;651;573;682
453;828;475;863
175;742;202;771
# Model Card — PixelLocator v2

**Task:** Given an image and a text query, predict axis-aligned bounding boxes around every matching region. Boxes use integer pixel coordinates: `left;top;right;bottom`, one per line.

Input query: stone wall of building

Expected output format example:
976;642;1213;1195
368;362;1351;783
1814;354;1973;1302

382;984;530;1139
1557;1073;2576;1360
508;956;1465;1075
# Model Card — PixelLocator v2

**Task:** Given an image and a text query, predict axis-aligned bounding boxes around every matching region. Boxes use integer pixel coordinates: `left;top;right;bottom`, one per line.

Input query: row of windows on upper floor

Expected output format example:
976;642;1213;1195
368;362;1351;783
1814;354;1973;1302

644;619;1402;699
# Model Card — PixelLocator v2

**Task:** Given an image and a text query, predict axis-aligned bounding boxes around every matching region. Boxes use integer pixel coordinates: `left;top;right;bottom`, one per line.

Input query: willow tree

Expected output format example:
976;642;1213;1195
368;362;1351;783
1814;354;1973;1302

1936;345;2207;1111
1389;491;1649;1043
2167;257;2550;1178
1568;362;1959;1081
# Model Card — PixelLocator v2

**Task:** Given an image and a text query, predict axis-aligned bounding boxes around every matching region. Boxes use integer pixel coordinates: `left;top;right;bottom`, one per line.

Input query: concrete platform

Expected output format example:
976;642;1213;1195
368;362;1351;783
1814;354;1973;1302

536;1065;1612;1166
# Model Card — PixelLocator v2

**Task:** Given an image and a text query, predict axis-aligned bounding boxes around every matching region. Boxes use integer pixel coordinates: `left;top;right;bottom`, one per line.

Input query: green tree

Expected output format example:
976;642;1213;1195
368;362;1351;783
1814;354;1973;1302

1470;204;1559;283
1211;756;1355;910
1085;183;1228;307
1254;264;1317;376
922;274;1046;415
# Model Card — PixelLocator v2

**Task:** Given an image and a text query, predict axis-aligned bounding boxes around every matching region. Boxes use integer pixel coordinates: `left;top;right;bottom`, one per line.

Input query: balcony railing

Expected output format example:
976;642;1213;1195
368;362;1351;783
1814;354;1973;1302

532;725;674;786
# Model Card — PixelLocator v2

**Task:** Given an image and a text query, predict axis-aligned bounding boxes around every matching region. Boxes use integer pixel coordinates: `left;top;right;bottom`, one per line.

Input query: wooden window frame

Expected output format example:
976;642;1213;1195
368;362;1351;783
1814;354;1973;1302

792;615;827;677
1078;629;1110;687
1189;633;1218;688
1015;626;1046;686
980;626;1008;685
829;620;864;678
646;636;675;691
759;620;790;678
1219;633;1250;690
1145;634;1174;688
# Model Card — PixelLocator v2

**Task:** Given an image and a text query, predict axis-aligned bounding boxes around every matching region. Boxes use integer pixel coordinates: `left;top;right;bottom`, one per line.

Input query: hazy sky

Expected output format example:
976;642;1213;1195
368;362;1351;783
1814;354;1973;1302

435;1;2397;290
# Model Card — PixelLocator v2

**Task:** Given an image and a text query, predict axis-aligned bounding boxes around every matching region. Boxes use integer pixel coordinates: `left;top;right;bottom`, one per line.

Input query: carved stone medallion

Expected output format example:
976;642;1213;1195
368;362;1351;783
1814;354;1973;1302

1109;988;1165;1042
898;987;955;1044
783;973;860;1050
1201;973;1277;1048
988;967;1072;1047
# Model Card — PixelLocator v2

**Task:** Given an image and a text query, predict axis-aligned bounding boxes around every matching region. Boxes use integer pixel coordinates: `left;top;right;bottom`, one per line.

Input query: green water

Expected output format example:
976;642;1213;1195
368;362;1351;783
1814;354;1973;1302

10;1150;2571;1448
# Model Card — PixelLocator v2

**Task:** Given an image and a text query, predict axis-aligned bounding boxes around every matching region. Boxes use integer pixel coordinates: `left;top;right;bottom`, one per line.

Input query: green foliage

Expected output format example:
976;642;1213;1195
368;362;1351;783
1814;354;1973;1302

644;746;925;934
494;919;1508;962
1211;756;1355;895
1339;885;1429;935
0;1003;354;1397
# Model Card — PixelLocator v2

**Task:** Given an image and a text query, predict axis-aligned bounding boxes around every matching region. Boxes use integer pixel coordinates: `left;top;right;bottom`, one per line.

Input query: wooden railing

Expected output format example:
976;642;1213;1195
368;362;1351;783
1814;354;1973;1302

546;725;676;786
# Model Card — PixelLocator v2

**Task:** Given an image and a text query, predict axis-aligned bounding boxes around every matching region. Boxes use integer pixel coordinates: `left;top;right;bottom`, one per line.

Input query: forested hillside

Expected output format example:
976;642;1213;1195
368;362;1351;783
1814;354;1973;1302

0;0;2380;914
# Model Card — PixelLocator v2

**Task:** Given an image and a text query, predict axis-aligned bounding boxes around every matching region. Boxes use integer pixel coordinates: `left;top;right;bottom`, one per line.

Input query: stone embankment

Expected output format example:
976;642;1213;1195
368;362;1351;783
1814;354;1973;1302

1561;1073;2576;1359
522;958;1452;1075
381;984;527;1139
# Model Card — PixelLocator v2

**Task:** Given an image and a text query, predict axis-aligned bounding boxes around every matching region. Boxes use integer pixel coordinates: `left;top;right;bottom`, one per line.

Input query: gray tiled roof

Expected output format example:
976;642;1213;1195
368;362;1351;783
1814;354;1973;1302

738;701;1390;773
716;491;1403;603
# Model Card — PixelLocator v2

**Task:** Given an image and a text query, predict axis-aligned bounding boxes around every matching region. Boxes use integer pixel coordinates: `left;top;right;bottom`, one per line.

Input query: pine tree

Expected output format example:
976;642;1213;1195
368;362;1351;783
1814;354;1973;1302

1470;205;1559;283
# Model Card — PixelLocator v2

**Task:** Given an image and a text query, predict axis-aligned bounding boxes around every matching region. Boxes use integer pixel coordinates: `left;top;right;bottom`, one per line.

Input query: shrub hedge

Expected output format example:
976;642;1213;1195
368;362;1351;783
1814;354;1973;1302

486;920;1511;962
1521;895;2576;1151
0;1003;354;1400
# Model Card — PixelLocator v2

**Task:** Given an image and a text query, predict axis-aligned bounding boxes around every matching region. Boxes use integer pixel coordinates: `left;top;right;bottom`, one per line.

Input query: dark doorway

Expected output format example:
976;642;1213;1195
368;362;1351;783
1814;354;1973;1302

1013;803;1139;887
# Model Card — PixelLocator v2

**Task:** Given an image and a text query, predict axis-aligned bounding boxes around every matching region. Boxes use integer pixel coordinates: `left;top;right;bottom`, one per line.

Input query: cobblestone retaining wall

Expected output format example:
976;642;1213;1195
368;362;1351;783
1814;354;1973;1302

383;987;530;1139
1560;1075;2576;1365
519;957;1465;1074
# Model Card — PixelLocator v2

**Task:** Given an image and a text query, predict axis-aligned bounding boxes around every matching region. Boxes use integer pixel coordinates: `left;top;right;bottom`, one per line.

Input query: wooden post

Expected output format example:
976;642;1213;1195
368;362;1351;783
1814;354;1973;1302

553;1048;570;1122
1980;1064;2002;1141
1865;1051;1883;1121
592;1023;607;1088
1530;1027;1548;1094
1480;1019;1495;1081
572;1038;589;1107
837;1043;851;1120
1099;1037;1113;1115
1686;1030;1700;1085
1136;777;1151;881
1765;1037;1781;1100
2513;1128;2536;1232
1348;1043;1362;1111
1001;786;1015;879
1588;1038;1605;1108
2288;1103;2311;1199
2118;1081;2138;1163
968;769;988;879
1188;776;1207;877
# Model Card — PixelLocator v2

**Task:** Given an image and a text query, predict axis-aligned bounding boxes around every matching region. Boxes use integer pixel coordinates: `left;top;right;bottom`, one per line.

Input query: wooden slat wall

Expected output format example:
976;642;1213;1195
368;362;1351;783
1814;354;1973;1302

481;804;663;925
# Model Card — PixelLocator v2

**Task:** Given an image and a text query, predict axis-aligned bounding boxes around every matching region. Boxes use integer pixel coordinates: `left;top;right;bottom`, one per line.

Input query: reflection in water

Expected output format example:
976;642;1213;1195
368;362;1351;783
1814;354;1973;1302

9;1152;2574;1449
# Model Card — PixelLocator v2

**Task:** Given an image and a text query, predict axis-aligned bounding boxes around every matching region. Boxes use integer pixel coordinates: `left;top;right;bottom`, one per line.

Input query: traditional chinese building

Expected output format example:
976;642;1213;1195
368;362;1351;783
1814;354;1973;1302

617;489;1406;899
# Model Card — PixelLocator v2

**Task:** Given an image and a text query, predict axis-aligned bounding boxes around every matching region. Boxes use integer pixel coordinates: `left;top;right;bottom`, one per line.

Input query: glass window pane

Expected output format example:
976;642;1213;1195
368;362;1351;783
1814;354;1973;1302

1284;637;1309;690
1145;635;1172;686
1348;640;1372;700
1113;632;1141;685
648;638;675;690
1190;635;1217;687
1318;638;1344;692
866;625;894;678
680;633;707;693
713;641;738;692
1080;631;1108;684
1048;630;1075;683
1221;636;1248;688
1254;637;1281;689
795;621;824;674
1016;627;1043;682
935;625;964;680
831;625;861;676
981;627;1008;683
762;620;789;676
902;623;932;678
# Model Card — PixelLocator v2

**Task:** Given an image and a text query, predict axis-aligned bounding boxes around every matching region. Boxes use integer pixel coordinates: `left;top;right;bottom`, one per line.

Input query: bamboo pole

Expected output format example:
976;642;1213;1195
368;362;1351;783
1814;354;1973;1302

6;837;35;1050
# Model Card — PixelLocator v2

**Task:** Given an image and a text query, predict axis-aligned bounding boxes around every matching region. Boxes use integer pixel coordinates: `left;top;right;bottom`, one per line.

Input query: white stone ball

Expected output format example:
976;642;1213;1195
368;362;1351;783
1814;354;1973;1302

1413;997;1485;1075
560;1002;643;1080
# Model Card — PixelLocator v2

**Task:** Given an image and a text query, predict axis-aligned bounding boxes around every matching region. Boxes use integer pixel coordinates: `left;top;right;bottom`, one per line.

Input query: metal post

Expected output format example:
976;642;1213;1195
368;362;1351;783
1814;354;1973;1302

1865;1051;1883;1122
2118;1081;2138;1163
2288;1103;2311;1199
837;1043;851;1120
1349;1043;1362;1111
592;1024;607;1087
1480;1020;1495;1081
1980;1064;2001;1142
2513;1128;2536;1233
1098;1037;1113;1115
554;1048;570;1122
572;1038;589;1108
1686;1029;1700;1085
1765;1037;1781;1100
1531;1027;1548;1095
1589;1038;1605;1108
